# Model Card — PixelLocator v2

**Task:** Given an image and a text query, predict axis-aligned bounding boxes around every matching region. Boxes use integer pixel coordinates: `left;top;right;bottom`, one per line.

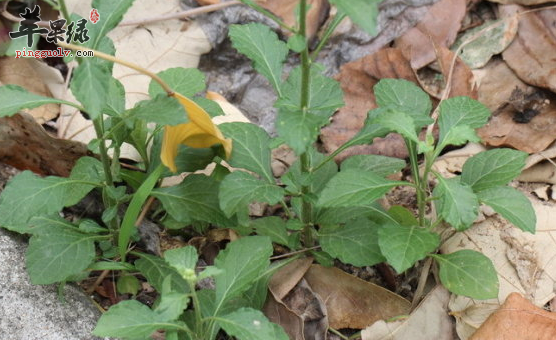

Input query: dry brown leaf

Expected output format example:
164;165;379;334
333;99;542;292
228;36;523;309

394;0;466;69
489;0;556;9
470;293;556;340
450;297;500;340
434;46;478;99
257;0;329;39
304;264;411;330
269;257;313;300
264;293;305;340
196;0;220;5
501;5;556;93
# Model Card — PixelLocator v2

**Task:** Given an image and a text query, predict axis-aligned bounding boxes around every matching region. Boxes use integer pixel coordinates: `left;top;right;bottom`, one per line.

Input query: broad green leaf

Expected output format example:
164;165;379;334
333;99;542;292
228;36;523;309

164;246;199;274
477;187;536;233
70;156;105;183
461;148;527;192
438;124;481;148
432;250;499;299
218;308;288;340
88;261;135;271
219;122;273;182
437;97;490;147
341;108;390;148
103;77;126;116
155;293;189;321
287;34;306;52
214;236;273;309
70;59;111;119
319;218;385;266
251;217;290;248
153;174;233;227
276;108;328;154
0;85;75;117
341;154;406;177
116;275;140;295
149;67;206;98
26;221;97;284
78;219;108;234
328;0;380;36
88;0;135;49
373;79;433;128
135;253;189;293
387;206;419;226
316;204;397;225
192;96;224;118
229;23;288;94
433;176;479;231
372;109;419;142
93;300;187;338
318;169;402;207
127;94;187;126
378;224;439;273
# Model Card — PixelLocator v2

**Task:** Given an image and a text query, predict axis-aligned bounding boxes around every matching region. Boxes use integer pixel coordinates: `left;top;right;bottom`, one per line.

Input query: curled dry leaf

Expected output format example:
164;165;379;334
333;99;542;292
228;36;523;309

450;296;500;340
470;293;556;340
394;0;466;69
501;5;556;93
433;45;478;99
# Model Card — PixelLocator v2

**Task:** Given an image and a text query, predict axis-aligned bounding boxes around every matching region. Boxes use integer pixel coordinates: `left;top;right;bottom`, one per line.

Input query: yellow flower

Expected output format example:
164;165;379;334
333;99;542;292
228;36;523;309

161;92;232;173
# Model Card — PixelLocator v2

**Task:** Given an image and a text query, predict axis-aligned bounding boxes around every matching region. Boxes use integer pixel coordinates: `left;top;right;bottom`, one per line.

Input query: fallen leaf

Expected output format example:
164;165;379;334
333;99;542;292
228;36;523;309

269;257;313;300
434;45;478;99
450;297;500;340
488;0;555;6
362;286;454;340
394;0;466;69
501;5;556;93
470;293;556;340
257;0;329;39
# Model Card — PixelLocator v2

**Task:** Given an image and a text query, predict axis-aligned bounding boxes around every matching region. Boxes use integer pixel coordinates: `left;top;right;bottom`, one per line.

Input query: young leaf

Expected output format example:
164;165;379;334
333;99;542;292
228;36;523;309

70;59;111;119
432;250;499;299
433;176;479;231
229;23;288;94
318;169;402;207
378;224;439;273
251;217;291;248
373;79;433;128
437;124;481;148
214;236;273;309
372;109;419;142
153;174;234;227
134;253;189;294
127;94;187;126
341;154;406;177
276;108;329;154
88;0;135;49
149;67;206;98
0;85;75;117
328;0;380;36
318;218;385;267
155;292;190;321
340;108;391;148
461;148;528;192
103;77;126;116
219;122;274;182
116;275;140;295
218;308;289;340
437;96;490;147
93;300;188;338
477;187;536;233
164;246;199;274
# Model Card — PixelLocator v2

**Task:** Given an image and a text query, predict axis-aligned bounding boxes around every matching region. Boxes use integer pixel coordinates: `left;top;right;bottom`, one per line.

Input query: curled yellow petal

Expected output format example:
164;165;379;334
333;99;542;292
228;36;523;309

161;92;232;173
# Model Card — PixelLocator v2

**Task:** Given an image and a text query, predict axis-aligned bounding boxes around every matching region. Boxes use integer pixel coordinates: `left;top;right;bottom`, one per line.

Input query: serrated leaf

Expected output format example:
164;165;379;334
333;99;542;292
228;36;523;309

219;122;273;182
378;224;439;273
88;0;134;49
276;108;329;154
433;250;499;299
103;77;126;116
214;236;273;308
116;275;140;295
477;187;536;233
318;169;402;207
319;218;385;266
433;176;478;231
155;292;189;321
340;109;391;148
127;94;187;126
193;97;224;118
229;23;288;94
70;59;111;119
461;148;528;192
373;79;433;128
164;246;199;274
93;300;186;338
153;174;233;227
251;217;290;248
218;308;288;340
149;67;206;98
437;96;490;147
328;0;380;36
341;154;406;177
439;124;481;147
388;206;419;226
26;222;97;284
0;85;74;117
372;109;419;142
135;253;189;294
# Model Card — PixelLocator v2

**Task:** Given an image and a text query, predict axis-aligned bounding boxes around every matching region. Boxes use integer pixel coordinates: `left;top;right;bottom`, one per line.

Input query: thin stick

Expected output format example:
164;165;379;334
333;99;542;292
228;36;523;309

86;269;110;294
135;196;156;227
270;245;320;260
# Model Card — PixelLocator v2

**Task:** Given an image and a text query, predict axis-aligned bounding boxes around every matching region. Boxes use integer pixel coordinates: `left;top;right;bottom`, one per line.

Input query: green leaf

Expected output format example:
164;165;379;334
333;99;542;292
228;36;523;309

461;149;528;192
378;224;439;273
251;217;290;248
149;67;206;98
218;308;288;340
432;250;499;299
341;108;391;148
164;246;199;274
287;34;306;53
433;176;479;231
477;187;536;233
341;154;406;177
93;300;187;338
70;59;111;119
153;174;234;227
328;0;380;36
387;206;419;226
219;122;273;182
372;109;419;142
103;77;126;116
214;236;273;309
88;0;135;49
319;218;385;266
229;23;288;94
316;204;396;225
318;169;402;207
155;292;189;321
0;85;75;117
283;146;338;194
116;275;140;295
276;108;329;154
437;97;490;147
127;94;187;126
135;253;189;294
88;261;135;271
438;125;481;148
373;79;433;128
192;97;224;118
26;221;97;284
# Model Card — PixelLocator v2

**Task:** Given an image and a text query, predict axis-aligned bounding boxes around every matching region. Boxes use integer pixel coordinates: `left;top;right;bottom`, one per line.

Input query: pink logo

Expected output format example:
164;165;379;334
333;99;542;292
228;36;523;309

89;9;99;24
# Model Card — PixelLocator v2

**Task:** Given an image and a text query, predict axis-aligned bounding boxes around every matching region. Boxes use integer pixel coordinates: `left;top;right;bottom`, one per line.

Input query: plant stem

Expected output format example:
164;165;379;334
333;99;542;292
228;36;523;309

58;0;71;24
189;281;203;337
236;0;297;33
310;12;346;62
328;327;349;340
93;120;114;186
406;139;426;226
